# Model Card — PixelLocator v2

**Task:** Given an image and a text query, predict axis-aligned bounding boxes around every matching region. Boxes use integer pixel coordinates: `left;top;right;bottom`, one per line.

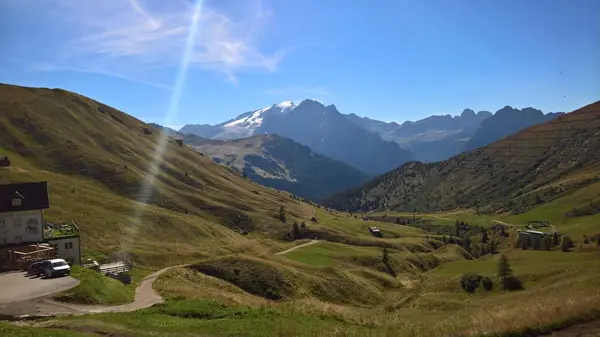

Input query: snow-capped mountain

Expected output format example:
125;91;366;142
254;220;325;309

180;99;413;175
216;101;297;139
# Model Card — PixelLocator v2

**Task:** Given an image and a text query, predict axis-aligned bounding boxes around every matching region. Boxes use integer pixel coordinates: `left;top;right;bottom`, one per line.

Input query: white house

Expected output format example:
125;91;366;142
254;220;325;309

0;182;49;246
0;182;81;269
46;235;81;265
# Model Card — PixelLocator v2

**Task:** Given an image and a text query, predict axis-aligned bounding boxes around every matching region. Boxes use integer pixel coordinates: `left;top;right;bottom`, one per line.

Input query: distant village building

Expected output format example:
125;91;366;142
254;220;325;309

0;156;10;167
0;182;81;269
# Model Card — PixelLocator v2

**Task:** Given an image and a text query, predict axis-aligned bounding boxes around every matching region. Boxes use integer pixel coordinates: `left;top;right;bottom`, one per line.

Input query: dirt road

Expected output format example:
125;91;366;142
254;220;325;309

276;240;318;255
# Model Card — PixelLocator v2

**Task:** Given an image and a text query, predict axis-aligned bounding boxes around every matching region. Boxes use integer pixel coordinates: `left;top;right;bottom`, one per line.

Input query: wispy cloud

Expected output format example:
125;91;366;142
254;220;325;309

30;63;172;90
24;0;285;86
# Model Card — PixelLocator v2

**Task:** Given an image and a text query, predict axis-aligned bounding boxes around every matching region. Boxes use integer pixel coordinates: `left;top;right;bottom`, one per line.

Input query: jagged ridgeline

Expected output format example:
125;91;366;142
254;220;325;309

322;101;600;213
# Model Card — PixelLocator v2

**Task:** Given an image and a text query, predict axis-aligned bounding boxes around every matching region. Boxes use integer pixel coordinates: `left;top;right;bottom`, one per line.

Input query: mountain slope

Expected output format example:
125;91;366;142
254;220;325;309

181;100;413;174
346;109;492;162
465;106;564;151
0;84;313;266
184;134;368;201
322;100;600;213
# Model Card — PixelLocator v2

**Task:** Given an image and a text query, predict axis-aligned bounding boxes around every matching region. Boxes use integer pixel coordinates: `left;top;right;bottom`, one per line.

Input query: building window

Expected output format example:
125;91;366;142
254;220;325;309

12;198;22;207
65;242;73;250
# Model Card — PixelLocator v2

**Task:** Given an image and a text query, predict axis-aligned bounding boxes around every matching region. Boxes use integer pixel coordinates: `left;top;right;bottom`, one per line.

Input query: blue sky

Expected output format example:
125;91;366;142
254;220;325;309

1;0;599;129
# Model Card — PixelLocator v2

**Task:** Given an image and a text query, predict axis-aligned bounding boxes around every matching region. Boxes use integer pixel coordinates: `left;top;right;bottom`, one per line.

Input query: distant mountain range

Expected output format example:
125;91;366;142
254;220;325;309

147;123;181;137
464;106;564;151
181;100;413;175
184;134;368;201
181;101;564;170
322;101;599;214
346;109;493;162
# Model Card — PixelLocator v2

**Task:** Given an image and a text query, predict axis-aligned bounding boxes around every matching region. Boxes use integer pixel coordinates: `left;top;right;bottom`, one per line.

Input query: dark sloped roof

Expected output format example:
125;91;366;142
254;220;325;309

0;182;49;213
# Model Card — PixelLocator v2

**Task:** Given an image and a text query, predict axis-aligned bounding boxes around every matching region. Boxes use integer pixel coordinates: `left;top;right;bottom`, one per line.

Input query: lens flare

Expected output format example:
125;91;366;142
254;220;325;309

121;0;204;254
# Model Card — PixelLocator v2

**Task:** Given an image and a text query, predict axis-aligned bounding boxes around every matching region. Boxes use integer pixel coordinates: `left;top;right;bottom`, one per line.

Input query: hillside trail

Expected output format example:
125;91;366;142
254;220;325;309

276;240;318;255
426;215;453;221
492;219;515;226
25;264;189;316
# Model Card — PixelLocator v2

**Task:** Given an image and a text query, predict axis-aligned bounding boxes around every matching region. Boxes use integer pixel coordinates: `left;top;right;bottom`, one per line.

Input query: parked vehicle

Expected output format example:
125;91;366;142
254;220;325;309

26;260;49;276
44;259;71;278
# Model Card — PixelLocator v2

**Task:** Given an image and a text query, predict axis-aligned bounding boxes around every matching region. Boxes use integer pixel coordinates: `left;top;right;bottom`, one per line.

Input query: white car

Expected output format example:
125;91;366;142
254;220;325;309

44;258;71;278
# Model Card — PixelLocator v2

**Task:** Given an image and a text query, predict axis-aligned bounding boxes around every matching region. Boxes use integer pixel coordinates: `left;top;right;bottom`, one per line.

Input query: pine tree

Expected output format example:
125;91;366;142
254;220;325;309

463;236;471;252
292;222;301;240
278;206;286;223
489;240;499;254
497;254;513;290
481;230;489;244
382;248;389;265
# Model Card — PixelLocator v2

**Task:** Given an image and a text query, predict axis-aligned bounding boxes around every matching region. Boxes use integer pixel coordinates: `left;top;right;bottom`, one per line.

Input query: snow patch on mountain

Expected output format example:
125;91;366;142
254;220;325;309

224;101;295;129
276;101;296;111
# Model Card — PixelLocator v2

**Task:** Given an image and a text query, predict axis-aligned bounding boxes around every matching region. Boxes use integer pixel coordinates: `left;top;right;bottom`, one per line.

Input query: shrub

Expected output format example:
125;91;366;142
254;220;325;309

481;276;493;291
460;273;482;293
503;276;524;291
561;235;574;252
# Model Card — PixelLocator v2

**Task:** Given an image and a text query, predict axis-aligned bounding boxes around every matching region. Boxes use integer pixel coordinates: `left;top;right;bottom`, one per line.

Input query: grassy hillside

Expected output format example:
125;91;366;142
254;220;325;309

184;133;368;201
2;84;599;336
0;84;314;266
323;100;600;213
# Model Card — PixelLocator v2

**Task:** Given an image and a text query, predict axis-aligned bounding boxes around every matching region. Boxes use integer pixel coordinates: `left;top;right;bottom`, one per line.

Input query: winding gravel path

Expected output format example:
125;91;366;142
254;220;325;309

275;240;319;255
0;265;188;318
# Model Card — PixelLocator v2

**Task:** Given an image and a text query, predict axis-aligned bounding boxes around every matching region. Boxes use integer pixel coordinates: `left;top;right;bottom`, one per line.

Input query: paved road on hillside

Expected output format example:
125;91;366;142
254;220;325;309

0;264;188;317
0;272;79;304
43;264;189;314
276;240;318;255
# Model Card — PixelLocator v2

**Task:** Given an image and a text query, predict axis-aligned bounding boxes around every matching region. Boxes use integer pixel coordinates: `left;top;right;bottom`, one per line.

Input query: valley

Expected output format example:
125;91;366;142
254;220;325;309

2;0;598;335
0;84;598;337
